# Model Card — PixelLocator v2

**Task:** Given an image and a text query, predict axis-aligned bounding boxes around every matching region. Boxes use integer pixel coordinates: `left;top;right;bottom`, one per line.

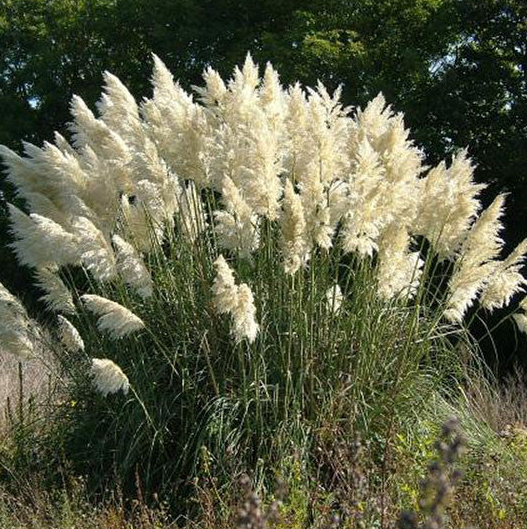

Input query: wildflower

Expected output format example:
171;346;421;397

91;358;130;396
81;294;145;339
57;315;84;352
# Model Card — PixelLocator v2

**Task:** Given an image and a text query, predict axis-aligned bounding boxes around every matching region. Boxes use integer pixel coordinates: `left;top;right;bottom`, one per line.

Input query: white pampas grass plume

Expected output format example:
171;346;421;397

280;179;308;274
57;315;84;352
212;255;259;343
231;284;259;344
377;224;423;300
212;255;239;315
300;174;334;250
415;150;486;259
513;313;527;335
341;138;385;256
444;195;506;322
326;284;344;313
260;62;286;128
480;238;527;312
242;114;283;221
214;176;260;257
97;71;143;148
69;95;130;162
73;217;117;282
91;358;130;396
35;268;75;314
112;235;153;298
0;282;34;360
81;294;145;339
9;205;80;269
146;57;212;188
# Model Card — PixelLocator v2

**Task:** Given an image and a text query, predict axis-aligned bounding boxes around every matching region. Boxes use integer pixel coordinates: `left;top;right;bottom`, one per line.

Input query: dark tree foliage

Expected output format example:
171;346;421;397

1;0;526;369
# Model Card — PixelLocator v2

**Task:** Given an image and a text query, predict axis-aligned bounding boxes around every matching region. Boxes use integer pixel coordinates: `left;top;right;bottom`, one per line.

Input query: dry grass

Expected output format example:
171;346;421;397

463;366;527;435
0;417;526;529
0;350;54;431
0;478;176;529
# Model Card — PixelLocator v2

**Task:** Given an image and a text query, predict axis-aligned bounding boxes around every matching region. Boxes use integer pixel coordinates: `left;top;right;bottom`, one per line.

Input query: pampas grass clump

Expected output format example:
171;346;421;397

1;54;526;498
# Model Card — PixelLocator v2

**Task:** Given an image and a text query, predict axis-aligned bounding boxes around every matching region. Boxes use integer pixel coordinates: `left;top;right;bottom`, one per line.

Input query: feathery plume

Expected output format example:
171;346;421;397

260;62;286;130
377;224;423;300
9;205;80;269
57;315;84;353
342;137;385;256
444;195;506;322
480;238;527;312
231;284;259;344
91;358;130;396
242;112;283;221
35;268;75;314
513;296;527;336
97;71;143;149
0;282;34;360
81;294;145;339
212;256;259;343
73;217;117;282
300;174;334;250
214;176;260;257
212;255;239;315
112;235;153;298
415;150;486;259
280;179;309;274
513;313;527;335
147;56;211;188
